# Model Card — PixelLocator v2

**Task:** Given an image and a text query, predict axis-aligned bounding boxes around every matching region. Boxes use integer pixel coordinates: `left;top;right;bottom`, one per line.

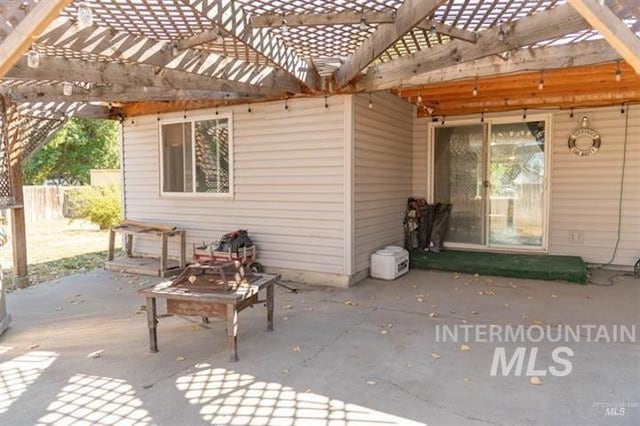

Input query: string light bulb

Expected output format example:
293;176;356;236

538;72;544;90
621;103;625;114
77;2;93;27
359;9;367;31
284;98;289;110
27;48;40;68
442;116;446;125
498;21;505;42
569;108;574;118
480;112;484;123
281;13;288;34
417;95;423;105
472;77;479;96
523;108;527;120
324;96;328;109
615;60;622;82
368;93;373;109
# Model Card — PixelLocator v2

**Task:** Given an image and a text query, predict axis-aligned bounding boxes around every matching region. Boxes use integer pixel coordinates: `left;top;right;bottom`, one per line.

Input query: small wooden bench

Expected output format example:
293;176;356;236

106;220;186;277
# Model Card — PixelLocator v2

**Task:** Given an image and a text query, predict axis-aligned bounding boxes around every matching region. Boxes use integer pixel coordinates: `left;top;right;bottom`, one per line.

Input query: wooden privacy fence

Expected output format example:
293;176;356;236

3;186;66;223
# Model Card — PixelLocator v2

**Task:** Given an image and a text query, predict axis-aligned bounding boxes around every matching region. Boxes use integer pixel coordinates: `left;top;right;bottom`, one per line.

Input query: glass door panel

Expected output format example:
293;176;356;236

433;125;485;245
488;121;545;247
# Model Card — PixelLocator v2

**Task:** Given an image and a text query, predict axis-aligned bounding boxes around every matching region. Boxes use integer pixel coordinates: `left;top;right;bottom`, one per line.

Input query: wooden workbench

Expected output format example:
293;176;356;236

106;220;186;277
137;273;279;361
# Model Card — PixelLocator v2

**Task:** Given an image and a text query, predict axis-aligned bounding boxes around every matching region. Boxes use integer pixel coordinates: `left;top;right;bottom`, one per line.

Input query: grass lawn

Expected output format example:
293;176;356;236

0;219;122;287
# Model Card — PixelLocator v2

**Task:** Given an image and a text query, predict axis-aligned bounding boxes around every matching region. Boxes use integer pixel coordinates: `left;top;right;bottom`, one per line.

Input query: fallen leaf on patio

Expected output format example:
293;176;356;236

453;273;460;279
551;294;558;298
380;329;388;335
450;310;456;314
56;307;63;311
29;344;39;349
304;307;314;311
504;303;510;308
176;356;185;361
416;296;425;303
510;283;517;288
412;284;417;288
455;287;459;291
532;319;544;325
527;296;534;300
369;296;375;299
521;315;528;320
464;377;470;383
344;300;356;306
366;380;376;385
282;304;293;310
485;279;493;284
282;369;289;375
460;344;471;351
283;316;289;321
474;273;479;277
461;319;468;324
143;384;154;389
407;363;413;367
429;312;438;318
305;389;312;393
293;345;301;352
116;287;122;291
87;350;103;359
529;376;543;385
431;353;441;359
471;311;479;315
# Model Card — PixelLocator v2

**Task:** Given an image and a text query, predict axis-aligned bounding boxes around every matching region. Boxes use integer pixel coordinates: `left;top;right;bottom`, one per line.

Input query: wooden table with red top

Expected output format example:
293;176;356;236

138;273;279;361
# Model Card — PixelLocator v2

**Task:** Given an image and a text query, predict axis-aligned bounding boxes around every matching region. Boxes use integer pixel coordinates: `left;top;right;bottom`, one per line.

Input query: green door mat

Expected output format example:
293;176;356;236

410;250;587;284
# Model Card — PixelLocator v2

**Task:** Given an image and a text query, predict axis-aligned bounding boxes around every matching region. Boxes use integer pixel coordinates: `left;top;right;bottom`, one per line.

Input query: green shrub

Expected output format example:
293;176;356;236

65;185;122;229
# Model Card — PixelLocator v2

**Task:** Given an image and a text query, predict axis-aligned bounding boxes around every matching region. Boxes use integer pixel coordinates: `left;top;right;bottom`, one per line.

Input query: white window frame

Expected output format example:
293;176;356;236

159;112;234;198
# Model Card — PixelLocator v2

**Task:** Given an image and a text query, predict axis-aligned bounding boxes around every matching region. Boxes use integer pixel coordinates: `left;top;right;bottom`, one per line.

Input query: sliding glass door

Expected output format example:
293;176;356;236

432;118;548;250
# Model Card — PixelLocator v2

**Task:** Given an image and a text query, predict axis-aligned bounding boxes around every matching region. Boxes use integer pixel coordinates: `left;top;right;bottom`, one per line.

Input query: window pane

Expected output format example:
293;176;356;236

434;125;485;245
194;119;230;193
162;123;191;192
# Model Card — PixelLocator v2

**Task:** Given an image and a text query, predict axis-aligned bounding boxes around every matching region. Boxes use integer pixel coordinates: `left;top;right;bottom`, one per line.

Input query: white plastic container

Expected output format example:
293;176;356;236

370;246;409;280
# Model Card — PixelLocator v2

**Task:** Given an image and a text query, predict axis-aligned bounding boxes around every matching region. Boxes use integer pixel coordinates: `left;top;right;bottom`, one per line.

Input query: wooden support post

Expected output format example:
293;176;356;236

160;233;168;273
226;303;238;362
179;230;186;268
107;228;116;261
125;233;133;257
9;159;27;289
266;282;274;332
146;297;158;353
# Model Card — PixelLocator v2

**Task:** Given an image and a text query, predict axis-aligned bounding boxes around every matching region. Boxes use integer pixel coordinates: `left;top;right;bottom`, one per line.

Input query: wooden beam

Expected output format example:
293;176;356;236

396;39;618;88
175;28;222;51
6;56;289;96
250;9;397;27
416;20;479;43
334;0;445;88
568;0;640;73
0;0;71;77
418;89;640;117
36;17;300;93
18;102;115;120
1;83;263;103
182;0;321;91
358;3;590;91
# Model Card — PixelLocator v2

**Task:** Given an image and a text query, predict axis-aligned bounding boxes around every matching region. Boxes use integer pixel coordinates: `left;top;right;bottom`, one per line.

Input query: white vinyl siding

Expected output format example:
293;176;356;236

549;105;640;266
122;97;347;275
353;92;413;274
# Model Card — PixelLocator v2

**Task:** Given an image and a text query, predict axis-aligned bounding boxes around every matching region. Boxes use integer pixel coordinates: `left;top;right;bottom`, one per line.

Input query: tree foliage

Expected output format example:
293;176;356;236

23;118;120;185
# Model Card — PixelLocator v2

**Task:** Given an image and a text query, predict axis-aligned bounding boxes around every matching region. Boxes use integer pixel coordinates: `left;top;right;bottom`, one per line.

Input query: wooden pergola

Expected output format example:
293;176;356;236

0;0;639;286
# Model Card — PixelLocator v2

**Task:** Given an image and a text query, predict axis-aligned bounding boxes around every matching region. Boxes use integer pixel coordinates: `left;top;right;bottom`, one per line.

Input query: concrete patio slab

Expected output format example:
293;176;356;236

0;268;638;425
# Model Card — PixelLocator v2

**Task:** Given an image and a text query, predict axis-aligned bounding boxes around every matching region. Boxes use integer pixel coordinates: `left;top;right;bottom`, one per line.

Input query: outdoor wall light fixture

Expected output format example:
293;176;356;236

77;2;93;27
